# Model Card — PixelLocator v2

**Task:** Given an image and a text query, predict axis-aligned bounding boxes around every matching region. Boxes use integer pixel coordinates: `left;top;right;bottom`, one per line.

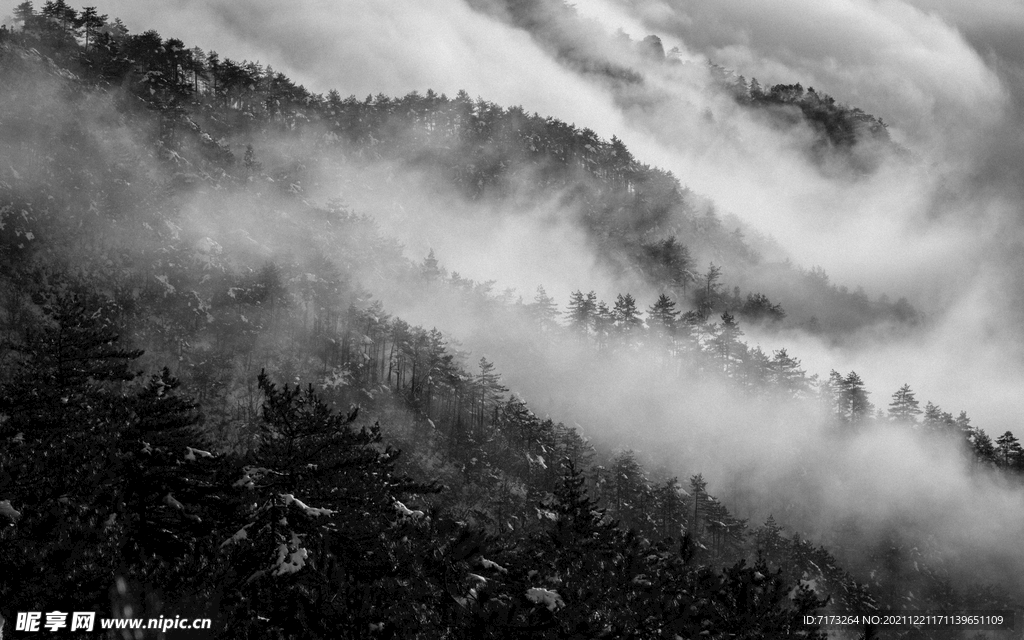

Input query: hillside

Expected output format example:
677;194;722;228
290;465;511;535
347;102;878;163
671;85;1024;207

0;4;1022;639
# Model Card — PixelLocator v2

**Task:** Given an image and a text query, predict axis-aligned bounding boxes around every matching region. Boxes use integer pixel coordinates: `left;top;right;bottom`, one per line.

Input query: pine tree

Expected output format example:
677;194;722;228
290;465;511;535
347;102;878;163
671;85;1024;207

750;78;764;99
593;299;615;349
647;293;679;339
1;287;142;433
565;290;596;337
994;431;1023;468
689;473;708;540
888;383;922;423
971;428;997;465
40;0;77;42
653;477;687;540
712;311;745;374
612;293;642;338
608;450;652;532
0;288;208;619
844;372;872;422
821;370;846;423
527;285;560;332
754;515;786;564
954;411;973;445
828;371;873;424
531;458;642;637
421;249;442;280
642;237;694;294
769;348;808;398
922;401;956;435
474;357;507;443
737;345;771;393
75;6;107;51
219;370;440;638
14;1;37;33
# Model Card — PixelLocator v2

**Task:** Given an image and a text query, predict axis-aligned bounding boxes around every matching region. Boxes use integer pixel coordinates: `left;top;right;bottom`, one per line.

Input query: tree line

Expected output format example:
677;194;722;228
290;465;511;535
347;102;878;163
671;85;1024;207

2;7;1019;633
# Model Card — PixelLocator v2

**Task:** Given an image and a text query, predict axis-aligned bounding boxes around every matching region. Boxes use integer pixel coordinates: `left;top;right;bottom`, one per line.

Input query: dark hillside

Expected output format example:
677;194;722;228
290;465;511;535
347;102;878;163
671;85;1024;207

0;6;1020;638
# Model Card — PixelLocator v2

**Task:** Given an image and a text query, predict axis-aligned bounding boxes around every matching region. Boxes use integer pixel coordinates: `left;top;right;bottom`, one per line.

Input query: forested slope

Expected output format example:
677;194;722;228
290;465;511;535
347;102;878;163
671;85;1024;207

0;4;1021;638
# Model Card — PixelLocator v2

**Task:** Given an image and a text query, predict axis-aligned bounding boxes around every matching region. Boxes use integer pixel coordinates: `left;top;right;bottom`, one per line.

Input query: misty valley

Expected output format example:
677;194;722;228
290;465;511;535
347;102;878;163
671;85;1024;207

2;1;1024;638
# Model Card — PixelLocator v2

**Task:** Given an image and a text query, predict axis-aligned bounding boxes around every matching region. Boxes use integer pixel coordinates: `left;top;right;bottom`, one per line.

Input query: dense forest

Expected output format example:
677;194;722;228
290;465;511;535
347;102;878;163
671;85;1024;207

0;2;1021;638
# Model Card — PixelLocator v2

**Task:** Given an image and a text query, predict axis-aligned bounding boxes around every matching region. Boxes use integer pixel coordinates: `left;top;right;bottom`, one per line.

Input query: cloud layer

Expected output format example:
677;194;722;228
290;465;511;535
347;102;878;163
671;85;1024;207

7;0;1024;599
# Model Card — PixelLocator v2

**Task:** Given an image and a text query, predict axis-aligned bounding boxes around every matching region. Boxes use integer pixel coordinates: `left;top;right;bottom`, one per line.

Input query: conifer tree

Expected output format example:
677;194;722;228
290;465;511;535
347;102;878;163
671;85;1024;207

737;345;772;392
527;285;560;332
754;515;786;563
769;348;809;398
75;6;106;51
0;287;208;619
844;371;873;422
612;293;642;338
565;290;596;337
593;299;615;349
695;263;723;318
41;0;76;42
828;371;872;424
218;370;440;637
652;477;687;540
647;293;679;339
972;428;997;465
421;249;442;280
712;311;745;374
474;357;507;442
995;431;1022;468
13;1;37;32
888;383;922;423
689;473;708;540
609;450;652;531
532;458;639;637
922;401;956;434
954;411;974;446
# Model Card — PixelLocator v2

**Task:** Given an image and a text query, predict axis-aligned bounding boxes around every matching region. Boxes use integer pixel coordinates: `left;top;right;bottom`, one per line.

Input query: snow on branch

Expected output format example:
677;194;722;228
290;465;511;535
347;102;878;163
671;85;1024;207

526;587;564;611
184;446;214;461
394;500;425;518
233;466;281;489
163;493;185;510
220;524;252;549
280;493;336;517
274;531;309;576
478;558;508;573
0;500;21;523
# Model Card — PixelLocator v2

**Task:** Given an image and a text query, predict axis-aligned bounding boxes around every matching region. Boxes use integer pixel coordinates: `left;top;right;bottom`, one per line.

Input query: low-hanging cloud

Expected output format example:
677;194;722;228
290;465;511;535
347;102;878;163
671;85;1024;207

92;0;634;142
11;0;1024;603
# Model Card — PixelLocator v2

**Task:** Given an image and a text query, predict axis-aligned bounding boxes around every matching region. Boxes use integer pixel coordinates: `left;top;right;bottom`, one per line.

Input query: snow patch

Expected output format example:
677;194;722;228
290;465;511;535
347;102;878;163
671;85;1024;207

322;368;351;390
234;466;279;489
154;274;175;296
163;493;184;510
220;524;252;548
281;493;336;517
479;558;508;573
526;587;564;611
195;237;222;254
0;500;21;523
535;508;558;521
184;446;213;461
274;531;309;576
394;500;425;519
